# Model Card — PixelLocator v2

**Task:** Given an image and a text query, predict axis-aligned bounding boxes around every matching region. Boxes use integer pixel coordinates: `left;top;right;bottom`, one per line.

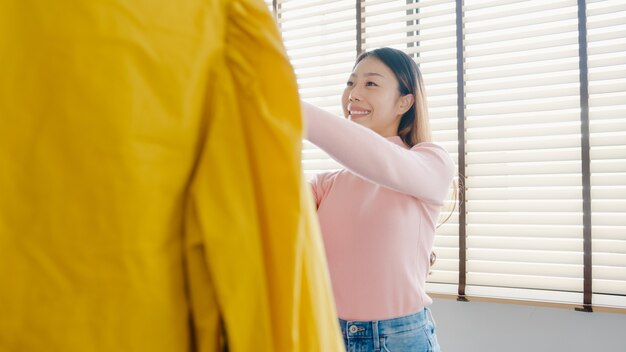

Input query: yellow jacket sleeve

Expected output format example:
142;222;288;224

0;0;343;350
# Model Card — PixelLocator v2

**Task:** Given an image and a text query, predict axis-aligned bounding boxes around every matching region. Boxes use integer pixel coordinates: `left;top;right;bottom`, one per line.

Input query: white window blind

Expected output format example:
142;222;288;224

587;0;626;308
462;0;586;305
268;0;626;310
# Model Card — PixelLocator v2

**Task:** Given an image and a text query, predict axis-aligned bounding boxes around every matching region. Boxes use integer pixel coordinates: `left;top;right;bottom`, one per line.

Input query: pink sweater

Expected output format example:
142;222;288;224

303;102;455;321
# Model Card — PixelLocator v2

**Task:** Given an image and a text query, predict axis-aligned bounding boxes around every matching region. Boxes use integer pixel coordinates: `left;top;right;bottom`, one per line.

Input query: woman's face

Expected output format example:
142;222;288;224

341;57;413;137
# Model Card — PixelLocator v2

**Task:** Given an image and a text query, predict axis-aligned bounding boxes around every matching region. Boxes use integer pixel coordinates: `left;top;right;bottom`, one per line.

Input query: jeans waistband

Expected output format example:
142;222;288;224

339;308;432;339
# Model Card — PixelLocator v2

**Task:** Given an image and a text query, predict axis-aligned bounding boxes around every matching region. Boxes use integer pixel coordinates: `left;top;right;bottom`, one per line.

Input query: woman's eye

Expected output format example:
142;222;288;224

346;81;354;87
366;81;377;86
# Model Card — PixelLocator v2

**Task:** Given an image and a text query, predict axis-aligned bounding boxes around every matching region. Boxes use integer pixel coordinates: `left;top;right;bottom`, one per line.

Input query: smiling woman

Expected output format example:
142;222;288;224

302;47;456;352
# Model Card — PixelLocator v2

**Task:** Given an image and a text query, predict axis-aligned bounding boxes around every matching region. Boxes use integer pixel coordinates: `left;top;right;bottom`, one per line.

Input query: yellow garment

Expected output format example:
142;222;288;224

0;0;343;351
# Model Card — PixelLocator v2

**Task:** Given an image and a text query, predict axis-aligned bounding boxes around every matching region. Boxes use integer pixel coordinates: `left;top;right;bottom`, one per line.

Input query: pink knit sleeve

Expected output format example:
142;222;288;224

302;101;455;205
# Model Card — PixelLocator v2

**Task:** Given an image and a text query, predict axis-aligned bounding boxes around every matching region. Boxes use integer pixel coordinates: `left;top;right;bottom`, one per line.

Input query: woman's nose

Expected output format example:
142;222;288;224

349;88;362;102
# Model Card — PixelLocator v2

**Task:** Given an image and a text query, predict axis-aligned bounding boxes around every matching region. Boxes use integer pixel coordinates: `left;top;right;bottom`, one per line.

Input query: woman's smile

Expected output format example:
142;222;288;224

347;104;372;119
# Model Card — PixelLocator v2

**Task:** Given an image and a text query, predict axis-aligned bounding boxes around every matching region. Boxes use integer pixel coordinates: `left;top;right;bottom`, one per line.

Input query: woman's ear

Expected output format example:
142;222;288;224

398;94;414;115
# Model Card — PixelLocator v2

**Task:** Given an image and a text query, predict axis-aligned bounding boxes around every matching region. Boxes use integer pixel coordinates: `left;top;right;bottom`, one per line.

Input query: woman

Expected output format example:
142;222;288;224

303;47;455;351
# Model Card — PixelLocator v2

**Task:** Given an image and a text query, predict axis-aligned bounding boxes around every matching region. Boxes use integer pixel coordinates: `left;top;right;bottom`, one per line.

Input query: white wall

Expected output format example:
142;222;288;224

431;298;626;352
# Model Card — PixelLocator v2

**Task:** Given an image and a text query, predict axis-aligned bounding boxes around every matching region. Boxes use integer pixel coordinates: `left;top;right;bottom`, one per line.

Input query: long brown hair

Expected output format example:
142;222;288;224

354;47;431;147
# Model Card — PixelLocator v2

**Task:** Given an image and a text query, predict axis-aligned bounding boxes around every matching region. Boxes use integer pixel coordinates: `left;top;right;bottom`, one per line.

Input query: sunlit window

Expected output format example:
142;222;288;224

267;0;626;311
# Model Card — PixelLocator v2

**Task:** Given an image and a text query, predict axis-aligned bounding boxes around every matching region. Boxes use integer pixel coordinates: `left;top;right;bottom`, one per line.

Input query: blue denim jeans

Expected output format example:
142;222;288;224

338;308;441;352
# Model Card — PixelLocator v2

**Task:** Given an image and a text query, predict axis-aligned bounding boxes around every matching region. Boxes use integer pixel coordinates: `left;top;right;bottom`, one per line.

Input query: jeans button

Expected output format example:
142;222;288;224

349;325;358;333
